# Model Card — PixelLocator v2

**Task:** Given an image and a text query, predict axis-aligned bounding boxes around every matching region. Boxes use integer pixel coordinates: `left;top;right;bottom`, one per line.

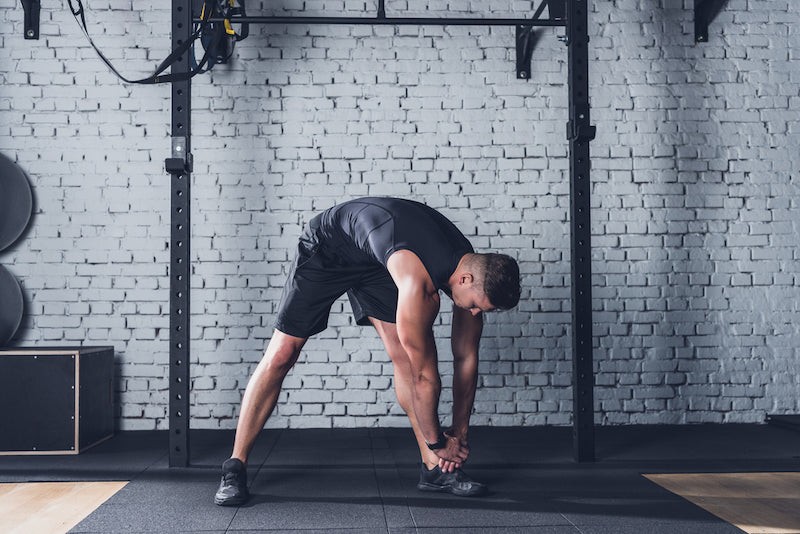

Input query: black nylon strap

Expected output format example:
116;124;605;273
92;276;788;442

67;0;219;85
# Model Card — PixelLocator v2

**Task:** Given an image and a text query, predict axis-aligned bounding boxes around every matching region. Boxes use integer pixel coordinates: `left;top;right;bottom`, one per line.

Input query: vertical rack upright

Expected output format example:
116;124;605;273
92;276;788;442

167;0;193;467
566;0;596;462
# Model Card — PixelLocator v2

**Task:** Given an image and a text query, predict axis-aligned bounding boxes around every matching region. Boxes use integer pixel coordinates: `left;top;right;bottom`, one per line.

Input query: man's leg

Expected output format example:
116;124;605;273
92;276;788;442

231;329;307;464
215;329;307;506
370;318;441;470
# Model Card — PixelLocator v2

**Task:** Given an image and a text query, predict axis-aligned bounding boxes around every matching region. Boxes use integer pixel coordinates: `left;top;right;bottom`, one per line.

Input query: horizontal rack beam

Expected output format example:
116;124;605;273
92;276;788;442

194;16;566;27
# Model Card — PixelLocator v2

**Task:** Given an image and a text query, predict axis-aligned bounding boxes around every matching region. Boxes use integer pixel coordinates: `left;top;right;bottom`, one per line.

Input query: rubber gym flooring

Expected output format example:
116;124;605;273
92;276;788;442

1;424;799;533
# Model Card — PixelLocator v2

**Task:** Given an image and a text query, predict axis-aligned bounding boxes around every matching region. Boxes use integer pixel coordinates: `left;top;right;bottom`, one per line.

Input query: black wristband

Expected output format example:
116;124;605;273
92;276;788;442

425;432;448;451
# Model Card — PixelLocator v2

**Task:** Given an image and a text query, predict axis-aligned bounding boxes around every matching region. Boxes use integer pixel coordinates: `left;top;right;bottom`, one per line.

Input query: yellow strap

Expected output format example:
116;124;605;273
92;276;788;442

225;0;237;35
202;1;236;36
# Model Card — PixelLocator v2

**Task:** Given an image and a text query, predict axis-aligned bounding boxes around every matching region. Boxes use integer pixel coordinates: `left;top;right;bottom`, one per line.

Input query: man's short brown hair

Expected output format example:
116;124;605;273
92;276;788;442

479;253;521;310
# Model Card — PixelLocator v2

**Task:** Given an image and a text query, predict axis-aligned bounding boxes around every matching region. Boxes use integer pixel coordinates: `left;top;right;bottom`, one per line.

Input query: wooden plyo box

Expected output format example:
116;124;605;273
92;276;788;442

0;346;115;455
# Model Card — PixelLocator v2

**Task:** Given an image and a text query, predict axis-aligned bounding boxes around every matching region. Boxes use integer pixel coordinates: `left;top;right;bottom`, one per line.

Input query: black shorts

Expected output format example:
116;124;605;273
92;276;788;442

274;219;398;338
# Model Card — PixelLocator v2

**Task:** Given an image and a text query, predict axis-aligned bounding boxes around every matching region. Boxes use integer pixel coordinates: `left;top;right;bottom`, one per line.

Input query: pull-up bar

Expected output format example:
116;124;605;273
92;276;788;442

194;11;566;80
195;16;566;27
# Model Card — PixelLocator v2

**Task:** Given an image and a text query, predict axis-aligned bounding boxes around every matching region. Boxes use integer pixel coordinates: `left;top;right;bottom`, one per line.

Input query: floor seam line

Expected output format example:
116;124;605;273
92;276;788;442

387;436;419;532
561;511;585;533
370;429;391;534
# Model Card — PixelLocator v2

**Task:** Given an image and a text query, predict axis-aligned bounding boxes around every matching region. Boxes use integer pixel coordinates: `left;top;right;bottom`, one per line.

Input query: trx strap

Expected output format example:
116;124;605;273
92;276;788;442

66;0;248;85
196;0;249;70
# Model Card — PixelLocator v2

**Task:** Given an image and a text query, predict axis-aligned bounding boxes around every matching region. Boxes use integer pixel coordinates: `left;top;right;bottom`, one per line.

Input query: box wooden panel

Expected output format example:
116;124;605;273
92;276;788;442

0;346;114;455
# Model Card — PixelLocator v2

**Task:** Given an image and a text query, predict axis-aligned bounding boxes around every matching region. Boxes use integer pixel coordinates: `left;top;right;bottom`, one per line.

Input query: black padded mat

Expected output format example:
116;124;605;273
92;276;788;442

1;425;797;533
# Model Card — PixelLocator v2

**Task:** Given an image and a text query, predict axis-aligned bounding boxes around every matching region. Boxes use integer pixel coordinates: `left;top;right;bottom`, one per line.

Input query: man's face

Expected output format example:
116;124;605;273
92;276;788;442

450;275;496;316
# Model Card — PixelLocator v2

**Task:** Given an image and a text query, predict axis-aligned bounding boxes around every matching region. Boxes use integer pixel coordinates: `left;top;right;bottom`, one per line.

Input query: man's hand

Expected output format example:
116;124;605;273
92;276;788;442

435;432;469;473
445;426;469;445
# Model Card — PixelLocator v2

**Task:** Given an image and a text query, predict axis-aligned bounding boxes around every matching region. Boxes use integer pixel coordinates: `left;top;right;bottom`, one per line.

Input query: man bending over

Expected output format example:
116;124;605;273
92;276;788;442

214;196;521;505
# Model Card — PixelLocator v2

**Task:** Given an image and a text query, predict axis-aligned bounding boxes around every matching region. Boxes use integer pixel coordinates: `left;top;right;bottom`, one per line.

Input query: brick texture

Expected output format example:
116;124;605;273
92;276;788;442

1;0;798;430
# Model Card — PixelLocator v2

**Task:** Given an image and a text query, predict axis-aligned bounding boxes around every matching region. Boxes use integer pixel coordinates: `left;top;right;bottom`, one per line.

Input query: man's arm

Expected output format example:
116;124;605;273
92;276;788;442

450;304;482;443
387;250;468;465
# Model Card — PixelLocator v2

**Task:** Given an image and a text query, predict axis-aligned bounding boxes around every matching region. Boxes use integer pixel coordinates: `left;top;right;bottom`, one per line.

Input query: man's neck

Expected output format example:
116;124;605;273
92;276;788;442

447;253;473;293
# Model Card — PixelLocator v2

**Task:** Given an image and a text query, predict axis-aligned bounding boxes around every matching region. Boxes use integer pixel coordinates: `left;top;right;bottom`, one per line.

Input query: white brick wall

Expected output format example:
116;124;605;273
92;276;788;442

1;0;798;430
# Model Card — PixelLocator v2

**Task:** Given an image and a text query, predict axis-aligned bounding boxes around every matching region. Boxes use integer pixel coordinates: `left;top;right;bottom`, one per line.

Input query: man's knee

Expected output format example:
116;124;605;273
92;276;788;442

383;337;405;360
263;331;305;372
371;319;406;360
266;348;299;372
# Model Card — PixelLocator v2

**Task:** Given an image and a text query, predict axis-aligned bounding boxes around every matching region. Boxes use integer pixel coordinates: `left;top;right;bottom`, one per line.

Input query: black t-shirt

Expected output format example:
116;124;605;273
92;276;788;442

311;197;474;291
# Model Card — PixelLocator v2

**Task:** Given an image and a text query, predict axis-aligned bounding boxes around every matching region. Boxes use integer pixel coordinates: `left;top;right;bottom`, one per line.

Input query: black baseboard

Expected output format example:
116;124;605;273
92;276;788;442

766;414;800;432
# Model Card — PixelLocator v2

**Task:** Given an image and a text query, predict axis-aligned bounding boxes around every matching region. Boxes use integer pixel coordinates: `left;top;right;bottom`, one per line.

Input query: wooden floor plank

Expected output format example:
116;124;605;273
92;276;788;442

646;472;800;534
0;481;128;534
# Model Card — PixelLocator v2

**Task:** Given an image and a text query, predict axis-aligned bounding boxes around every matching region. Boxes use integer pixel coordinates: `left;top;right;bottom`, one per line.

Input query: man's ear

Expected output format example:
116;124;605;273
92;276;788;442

460;273;474;285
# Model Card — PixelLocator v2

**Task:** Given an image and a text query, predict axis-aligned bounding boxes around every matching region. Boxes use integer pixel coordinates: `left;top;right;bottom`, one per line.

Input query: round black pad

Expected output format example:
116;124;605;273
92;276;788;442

0;153;33;252
0;265;23;346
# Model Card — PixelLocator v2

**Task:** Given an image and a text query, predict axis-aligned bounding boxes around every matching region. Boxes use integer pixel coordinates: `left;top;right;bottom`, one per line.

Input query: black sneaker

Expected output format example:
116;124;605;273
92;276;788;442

416;464;488;497
214;458;250;506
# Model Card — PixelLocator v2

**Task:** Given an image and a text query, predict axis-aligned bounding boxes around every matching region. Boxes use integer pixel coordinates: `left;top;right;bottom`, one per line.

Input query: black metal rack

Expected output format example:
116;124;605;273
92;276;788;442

167;0;194;468
166;0;596;467
695;0;729;43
